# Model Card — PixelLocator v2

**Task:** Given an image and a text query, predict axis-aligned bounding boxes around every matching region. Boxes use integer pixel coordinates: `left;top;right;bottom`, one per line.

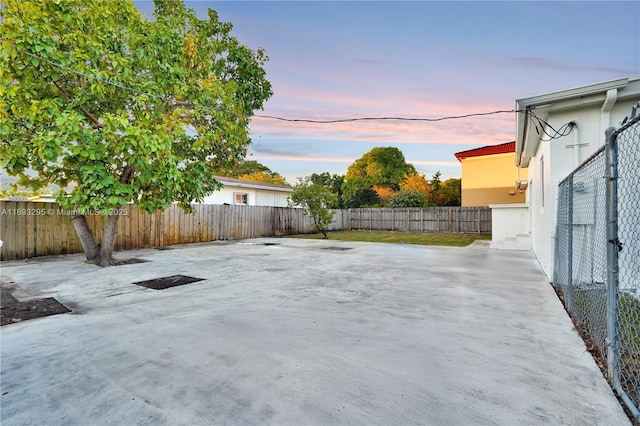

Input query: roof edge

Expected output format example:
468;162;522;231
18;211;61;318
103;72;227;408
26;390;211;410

454;141;515;161
516;75;640;167
516;75;640;109
214;176;293;192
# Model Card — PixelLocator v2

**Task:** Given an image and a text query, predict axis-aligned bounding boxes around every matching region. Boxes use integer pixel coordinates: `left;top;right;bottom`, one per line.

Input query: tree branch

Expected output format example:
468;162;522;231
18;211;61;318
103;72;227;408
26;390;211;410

51;80;104;129
120;165;135;184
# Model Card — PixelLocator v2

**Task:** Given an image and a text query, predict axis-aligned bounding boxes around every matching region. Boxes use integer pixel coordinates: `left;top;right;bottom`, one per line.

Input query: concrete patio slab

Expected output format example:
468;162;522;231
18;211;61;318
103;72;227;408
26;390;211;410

0;238;630;425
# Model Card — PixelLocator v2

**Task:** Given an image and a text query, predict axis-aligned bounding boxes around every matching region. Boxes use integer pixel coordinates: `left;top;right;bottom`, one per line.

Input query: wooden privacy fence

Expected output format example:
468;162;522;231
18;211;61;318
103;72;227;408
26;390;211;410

0;201;487;260
347;207;491;234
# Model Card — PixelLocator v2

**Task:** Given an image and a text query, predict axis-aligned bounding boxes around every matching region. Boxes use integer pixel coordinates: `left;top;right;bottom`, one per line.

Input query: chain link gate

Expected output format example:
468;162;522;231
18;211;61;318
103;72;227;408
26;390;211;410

554;102;640;421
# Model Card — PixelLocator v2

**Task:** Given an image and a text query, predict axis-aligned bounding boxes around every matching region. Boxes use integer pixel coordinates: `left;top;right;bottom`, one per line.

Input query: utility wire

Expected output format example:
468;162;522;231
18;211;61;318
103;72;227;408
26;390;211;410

17;49;575;135
252;110;521;123
17;50;528;124
527;109;575;141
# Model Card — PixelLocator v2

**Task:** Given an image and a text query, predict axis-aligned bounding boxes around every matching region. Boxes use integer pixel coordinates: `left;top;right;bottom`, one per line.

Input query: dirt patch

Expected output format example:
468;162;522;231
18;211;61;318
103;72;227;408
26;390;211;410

0;287;71;326
132;275;205;290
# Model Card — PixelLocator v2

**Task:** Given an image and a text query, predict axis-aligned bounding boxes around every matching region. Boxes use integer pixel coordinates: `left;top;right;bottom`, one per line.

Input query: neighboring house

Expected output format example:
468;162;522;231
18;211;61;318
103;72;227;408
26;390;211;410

2;195;56;202
201;176;293;207
515;75;640;280
454;141;527;206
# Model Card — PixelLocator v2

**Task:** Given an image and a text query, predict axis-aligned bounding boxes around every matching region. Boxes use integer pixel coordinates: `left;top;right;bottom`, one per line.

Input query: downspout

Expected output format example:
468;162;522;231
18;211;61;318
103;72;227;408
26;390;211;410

572;123;580;168
601;88;618;145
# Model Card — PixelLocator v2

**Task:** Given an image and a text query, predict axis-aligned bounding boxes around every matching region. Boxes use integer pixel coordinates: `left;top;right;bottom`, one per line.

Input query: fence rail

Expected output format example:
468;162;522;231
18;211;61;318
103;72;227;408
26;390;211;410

0;204;486;261
347;207;491;234
554;102;640;421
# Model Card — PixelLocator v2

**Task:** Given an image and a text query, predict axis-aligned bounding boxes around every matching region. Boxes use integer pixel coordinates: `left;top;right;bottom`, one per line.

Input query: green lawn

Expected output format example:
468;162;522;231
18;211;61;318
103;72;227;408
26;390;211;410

290;230;492;247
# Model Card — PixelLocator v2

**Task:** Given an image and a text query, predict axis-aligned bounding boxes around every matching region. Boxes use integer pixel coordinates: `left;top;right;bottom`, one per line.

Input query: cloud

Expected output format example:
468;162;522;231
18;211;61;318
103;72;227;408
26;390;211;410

486;56;635;75
249;152;459;168
355;58;392;66
250;109;515;146
253;80;518;144
250;153;355;163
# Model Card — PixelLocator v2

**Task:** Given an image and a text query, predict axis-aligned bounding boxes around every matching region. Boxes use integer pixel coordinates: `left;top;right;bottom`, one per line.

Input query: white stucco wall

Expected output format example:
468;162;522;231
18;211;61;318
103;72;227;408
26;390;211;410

489;203;531;250
201;187;290;207
526;99;639;280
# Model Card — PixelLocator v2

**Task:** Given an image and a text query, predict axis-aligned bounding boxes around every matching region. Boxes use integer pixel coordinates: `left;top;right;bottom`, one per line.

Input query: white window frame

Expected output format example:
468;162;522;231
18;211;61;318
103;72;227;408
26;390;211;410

234;192;248;205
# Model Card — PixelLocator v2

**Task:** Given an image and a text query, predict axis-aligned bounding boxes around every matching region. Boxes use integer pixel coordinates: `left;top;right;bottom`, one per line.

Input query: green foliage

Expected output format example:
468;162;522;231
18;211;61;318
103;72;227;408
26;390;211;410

388;189;427;208
237;171;289;186
344;188;380;208
427;174;461;207
440;178;461;206
289;177;337;238
0;0;272;214
310;172;344;208
216;159;288;185
343;147;415;207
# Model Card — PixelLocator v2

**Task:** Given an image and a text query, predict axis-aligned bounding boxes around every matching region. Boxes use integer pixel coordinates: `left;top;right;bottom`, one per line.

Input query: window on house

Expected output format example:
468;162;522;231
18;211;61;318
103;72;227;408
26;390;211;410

234;192;248;205
540;157;545;208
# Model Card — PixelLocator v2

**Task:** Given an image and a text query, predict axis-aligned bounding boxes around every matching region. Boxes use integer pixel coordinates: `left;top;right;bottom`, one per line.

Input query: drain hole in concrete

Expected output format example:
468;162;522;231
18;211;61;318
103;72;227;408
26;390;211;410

321;246;353;251
132;275;204;290
261;243;280;246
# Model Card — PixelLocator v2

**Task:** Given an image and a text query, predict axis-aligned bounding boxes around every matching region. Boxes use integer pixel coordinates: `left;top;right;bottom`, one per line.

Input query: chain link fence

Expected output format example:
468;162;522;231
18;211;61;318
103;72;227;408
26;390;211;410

554;102;640;421
615;105;640;420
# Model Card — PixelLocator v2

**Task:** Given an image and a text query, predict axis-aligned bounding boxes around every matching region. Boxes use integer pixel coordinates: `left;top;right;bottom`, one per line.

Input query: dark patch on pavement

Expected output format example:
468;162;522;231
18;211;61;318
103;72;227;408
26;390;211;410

115;258;150;265
321;246;354;251
132;275;205;290
0;287;71;326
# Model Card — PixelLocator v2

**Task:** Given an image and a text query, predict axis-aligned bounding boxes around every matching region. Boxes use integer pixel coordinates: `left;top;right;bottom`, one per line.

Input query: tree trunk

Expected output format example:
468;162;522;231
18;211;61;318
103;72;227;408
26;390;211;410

98;211;121;267
72;211;122;267
72;214;100;262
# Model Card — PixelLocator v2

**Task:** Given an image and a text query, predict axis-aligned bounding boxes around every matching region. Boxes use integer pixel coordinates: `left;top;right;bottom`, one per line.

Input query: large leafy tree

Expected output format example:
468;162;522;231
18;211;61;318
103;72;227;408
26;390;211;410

400;171;430;195
345;188;380;208
289;177;337;239
237;171;288;186
342;147;415;207
309;172;344;208
388;189;427;208
438;178;462;206
217;159;287;185
0;0;272;266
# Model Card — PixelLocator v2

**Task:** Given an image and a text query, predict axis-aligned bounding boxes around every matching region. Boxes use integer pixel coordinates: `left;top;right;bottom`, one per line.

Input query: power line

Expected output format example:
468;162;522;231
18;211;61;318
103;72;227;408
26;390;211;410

16;50;528;124
527;109;575;141
252;110;520;123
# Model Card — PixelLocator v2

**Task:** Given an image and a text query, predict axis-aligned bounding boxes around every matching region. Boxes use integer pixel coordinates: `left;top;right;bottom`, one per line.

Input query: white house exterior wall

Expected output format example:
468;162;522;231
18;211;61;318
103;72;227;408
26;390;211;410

201;187;290;207
255;191;289;207
525;99;639;279
202;187;254;205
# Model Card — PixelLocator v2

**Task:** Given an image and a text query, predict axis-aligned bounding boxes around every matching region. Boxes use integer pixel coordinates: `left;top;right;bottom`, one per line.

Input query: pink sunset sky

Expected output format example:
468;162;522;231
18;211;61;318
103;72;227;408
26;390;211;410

137;1;640;182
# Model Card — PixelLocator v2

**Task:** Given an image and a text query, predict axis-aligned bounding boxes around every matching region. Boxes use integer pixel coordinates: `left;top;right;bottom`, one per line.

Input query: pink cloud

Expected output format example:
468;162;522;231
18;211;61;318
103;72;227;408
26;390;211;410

250;114;514;145
250;153;459;168
251;84;516;145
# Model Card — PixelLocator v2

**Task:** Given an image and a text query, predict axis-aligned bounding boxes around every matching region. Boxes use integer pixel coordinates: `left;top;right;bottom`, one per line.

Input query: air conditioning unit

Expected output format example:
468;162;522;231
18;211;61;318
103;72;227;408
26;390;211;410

516;180;528;190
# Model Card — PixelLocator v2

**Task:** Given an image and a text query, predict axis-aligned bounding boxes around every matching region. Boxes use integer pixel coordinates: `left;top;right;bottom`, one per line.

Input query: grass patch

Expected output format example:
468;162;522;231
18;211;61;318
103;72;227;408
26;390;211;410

290;230;492;247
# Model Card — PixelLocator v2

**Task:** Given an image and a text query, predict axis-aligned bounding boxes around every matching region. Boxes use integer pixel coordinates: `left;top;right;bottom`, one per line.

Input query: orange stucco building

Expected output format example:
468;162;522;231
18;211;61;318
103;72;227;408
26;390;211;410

454;142;527;207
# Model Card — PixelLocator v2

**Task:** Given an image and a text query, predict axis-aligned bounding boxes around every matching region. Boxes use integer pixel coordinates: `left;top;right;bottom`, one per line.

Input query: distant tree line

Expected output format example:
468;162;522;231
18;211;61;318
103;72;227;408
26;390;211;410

216;160;290;186
304;147;460;209
226;147;461;210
